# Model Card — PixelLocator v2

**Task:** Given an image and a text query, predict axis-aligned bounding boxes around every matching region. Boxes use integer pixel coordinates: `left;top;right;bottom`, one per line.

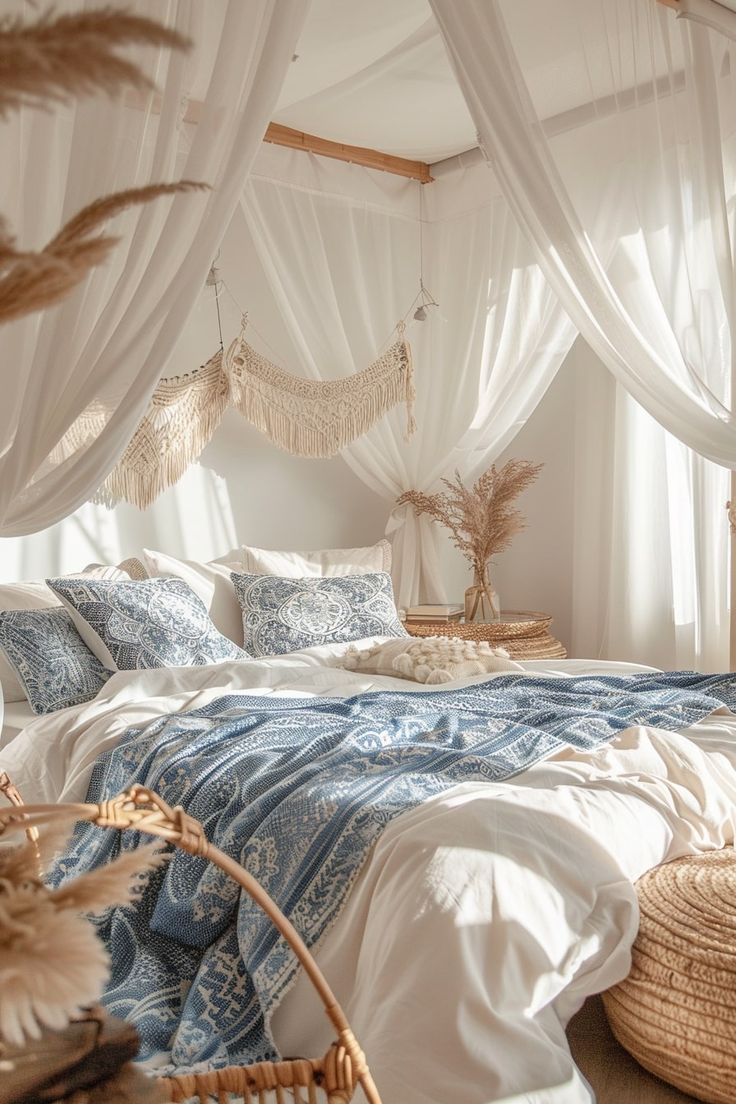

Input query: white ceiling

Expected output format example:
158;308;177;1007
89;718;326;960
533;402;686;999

270;0;688;164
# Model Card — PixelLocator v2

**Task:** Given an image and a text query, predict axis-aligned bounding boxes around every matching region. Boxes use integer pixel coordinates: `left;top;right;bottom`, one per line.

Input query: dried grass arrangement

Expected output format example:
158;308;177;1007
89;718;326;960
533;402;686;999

0;6;203;323
398;460;543;621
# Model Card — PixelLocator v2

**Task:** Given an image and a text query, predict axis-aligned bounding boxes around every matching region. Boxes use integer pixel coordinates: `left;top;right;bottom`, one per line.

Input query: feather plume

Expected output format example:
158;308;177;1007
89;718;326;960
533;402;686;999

0;180;207;323
0;7;190;119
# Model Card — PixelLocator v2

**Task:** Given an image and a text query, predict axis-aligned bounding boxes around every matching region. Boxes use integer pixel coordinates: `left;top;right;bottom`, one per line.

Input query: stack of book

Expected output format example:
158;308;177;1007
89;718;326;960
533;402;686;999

405;603;464;625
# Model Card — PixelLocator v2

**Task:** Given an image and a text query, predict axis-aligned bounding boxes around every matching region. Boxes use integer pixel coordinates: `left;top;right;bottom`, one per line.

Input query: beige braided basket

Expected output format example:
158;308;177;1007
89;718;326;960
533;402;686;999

602;848;736;1104
0;776;381;1104
406;612;567;659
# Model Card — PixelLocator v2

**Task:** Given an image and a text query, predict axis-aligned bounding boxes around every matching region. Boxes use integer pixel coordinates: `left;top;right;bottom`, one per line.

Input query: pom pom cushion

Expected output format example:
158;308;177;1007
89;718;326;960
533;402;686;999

47;577;247;671
233;570;406;657
240;539;392;578
343;636;524;684
0;608;110;714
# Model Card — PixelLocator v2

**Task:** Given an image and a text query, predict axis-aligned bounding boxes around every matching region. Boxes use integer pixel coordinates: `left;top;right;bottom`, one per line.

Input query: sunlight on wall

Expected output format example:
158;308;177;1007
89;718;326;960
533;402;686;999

0;464;239;580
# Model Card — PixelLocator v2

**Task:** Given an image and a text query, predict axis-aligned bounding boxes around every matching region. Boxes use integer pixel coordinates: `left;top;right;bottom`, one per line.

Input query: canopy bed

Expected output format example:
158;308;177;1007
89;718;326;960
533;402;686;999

1;1;736;1104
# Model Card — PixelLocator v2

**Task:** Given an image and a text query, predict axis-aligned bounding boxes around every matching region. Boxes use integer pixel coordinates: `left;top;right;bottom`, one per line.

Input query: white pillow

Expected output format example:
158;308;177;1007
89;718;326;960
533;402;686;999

141;549;245;645
343;636;524;684
0;565;129;702
241;539;392;578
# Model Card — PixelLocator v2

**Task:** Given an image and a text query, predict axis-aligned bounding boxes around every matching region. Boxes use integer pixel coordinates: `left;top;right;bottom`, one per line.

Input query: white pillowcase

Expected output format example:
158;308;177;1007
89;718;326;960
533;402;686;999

241;539;392;578
142;549;245;645
343;636;524;684
0;565;129;702
141;543;392;645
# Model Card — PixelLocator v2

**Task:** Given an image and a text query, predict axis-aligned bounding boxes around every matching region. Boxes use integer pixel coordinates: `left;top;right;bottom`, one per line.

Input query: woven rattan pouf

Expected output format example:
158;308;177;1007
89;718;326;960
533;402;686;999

602;848;736;1103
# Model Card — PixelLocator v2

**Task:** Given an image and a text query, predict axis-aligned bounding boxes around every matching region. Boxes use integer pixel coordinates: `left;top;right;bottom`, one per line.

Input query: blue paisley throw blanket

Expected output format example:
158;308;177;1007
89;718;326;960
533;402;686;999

52;671;736;1071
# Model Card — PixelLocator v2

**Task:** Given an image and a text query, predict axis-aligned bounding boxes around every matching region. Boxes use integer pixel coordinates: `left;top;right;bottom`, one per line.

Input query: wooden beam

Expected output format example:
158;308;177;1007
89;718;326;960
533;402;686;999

123;90;432;182
263;122;432;183
656;0;680;9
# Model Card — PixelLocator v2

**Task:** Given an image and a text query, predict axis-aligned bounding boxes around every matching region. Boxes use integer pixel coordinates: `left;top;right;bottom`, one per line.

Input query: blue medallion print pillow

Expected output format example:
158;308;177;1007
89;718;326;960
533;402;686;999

0;607;110;714
232;570;407;657
47;577;248;671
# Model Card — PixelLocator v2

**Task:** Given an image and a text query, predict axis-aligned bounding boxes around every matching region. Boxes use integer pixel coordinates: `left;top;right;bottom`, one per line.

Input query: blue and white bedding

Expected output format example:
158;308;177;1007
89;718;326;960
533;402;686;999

2;643;736;1104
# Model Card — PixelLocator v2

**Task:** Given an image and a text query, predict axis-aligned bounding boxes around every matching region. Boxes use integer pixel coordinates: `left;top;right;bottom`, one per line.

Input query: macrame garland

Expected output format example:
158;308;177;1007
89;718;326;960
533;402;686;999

56;350;230;510
54;325;416;509
101;350;231;509
226;321;416;459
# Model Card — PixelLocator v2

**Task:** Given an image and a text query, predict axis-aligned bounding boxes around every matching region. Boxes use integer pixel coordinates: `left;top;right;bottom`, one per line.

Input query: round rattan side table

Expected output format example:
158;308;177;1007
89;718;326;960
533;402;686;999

405;611;567;660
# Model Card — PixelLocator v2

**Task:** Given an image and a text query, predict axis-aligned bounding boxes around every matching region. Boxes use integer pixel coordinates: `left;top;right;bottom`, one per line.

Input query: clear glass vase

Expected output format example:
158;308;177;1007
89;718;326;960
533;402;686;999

464;567;500;623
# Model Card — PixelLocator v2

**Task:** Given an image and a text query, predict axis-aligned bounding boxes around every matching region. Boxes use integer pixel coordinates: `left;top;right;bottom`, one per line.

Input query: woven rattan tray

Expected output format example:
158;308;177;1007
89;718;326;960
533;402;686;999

406;610;567;660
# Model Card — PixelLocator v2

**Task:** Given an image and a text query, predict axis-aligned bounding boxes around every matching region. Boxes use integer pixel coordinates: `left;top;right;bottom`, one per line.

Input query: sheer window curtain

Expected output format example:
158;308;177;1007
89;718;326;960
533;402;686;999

0;0;307;537
431;0;735;669
240;150;576;607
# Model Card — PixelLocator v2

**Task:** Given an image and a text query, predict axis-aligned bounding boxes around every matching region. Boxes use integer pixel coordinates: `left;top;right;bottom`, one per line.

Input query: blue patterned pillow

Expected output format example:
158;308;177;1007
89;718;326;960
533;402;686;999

232;570;407;657
47;577;248;671
0;607;110;714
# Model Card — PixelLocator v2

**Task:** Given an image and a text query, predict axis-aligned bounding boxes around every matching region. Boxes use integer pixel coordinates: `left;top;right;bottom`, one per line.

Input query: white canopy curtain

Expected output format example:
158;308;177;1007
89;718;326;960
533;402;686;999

430;0;736;670
240;147;577;607
0;0;307;537
430;0;736;467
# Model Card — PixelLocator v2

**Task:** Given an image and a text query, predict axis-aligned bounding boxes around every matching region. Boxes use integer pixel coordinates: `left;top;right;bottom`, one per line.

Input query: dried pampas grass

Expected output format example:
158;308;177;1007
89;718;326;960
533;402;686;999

0;180;207;323
0;831;165;1047
398;461;543;573
398;461;543;610
0;7;190;119
0;901;111;1046
0;6;205;323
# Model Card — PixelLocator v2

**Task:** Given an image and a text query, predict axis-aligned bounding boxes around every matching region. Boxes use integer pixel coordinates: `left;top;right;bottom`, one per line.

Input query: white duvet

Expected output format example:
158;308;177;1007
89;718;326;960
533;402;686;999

2;643;735;1104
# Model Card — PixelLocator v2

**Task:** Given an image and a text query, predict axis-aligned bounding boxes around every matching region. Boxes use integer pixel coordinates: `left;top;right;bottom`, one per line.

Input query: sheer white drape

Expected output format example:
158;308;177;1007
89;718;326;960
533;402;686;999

0;0;307;537
430;0;736;467
241;148;576;606
431;0;734;669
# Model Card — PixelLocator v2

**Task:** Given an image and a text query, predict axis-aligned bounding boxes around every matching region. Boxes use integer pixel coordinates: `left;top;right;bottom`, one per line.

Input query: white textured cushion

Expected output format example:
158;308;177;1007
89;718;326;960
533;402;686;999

0;565;129;702
141;549;245;645
241;539;392;578
343;636;524;684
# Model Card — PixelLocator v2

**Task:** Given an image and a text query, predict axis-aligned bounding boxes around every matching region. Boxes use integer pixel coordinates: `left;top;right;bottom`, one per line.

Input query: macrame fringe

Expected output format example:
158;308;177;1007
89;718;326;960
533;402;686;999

226;332;416;459
103;350;230;509
54;332;416;509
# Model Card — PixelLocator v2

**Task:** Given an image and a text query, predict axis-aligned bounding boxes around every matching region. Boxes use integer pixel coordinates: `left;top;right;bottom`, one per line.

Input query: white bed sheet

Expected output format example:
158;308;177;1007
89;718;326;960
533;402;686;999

1;643;735;1104
0;700;35;750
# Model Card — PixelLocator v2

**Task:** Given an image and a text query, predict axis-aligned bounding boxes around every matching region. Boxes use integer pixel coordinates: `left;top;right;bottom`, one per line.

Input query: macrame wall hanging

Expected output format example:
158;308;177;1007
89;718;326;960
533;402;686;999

56;271;417;509
226;317;415;461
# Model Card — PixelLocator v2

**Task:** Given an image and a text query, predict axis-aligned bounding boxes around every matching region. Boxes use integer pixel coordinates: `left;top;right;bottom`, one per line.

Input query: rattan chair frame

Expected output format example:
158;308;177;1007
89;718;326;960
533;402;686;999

0;779;382;1104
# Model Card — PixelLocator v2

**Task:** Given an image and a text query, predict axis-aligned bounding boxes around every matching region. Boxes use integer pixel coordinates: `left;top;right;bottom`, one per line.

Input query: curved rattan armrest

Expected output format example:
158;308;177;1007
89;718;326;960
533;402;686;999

0;782;382;1104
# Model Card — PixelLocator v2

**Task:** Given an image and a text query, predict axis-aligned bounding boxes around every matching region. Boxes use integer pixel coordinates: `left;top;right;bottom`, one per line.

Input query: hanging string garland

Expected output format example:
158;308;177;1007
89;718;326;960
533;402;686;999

56;268;418;510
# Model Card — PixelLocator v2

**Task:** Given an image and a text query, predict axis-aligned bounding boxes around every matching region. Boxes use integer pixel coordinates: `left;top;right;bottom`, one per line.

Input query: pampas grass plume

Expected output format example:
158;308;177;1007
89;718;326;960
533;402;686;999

0;838;165;1046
